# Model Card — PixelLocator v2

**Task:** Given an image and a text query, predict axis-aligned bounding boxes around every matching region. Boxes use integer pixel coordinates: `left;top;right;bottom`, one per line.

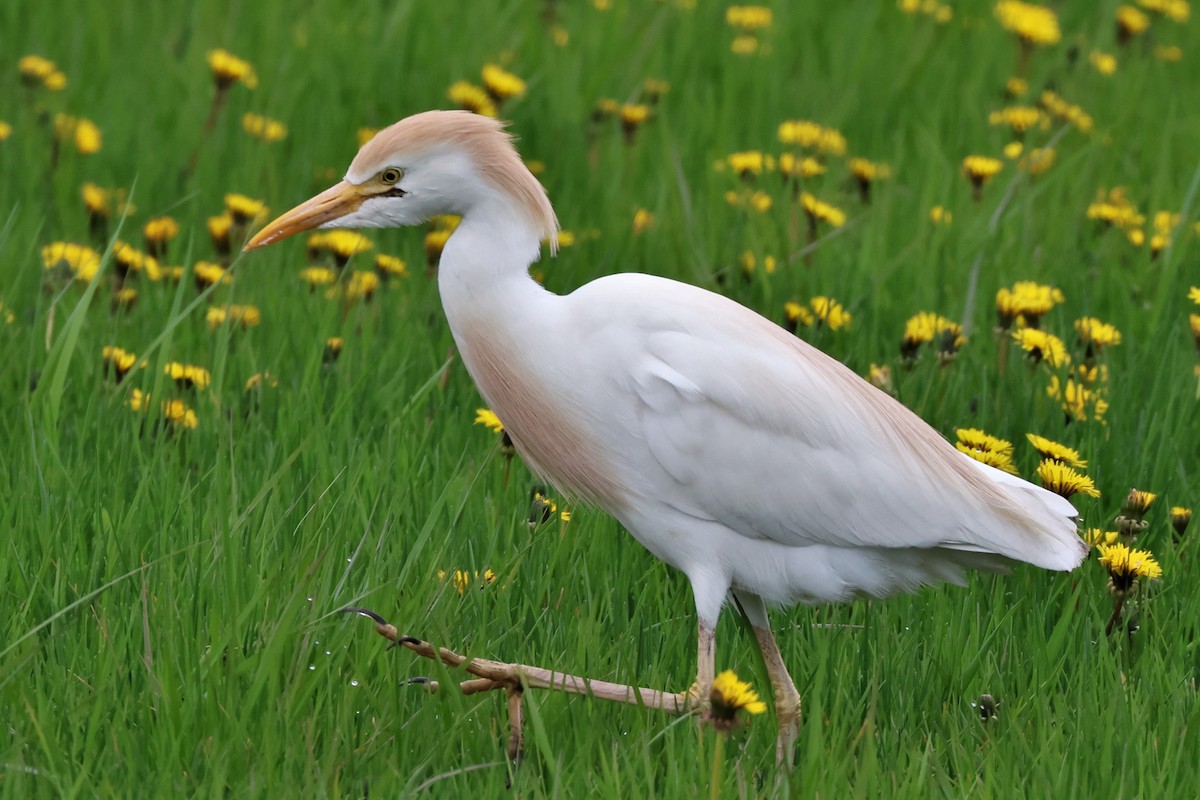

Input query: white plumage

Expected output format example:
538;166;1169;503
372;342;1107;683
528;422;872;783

247;110;1087;759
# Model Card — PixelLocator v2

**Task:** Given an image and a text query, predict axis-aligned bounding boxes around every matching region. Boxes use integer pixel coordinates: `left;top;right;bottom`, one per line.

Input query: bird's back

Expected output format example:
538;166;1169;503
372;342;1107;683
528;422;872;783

539;273;1087;588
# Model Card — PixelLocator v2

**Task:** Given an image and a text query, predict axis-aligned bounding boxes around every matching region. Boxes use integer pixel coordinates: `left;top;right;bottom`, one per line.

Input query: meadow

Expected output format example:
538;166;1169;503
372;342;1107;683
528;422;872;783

3;0;1200;796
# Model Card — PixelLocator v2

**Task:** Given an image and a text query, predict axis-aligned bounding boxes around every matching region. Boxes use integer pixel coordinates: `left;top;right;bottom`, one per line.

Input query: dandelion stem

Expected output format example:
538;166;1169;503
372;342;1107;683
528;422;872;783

1105;595;1125;637
709;732;725;800
185;87;230;179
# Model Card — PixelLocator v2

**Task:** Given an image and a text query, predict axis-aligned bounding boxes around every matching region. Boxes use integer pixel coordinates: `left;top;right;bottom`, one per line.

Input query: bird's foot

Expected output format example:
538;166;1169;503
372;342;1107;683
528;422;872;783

775;696;802;766
682;680;713;720
340;606;688;762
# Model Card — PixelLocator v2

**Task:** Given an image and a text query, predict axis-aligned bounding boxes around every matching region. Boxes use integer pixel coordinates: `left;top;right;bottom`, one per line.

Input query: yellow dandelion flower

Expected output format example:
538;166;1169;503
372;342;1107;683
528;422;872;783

447;81;498;117
709;669;767;729
208;213;234;255
206;49;258;89
1013;328;1070;367
54;115;102;154
957;443;1019;474
530;491;560;524
356;128;380;149
111;287;138;311
475;408;505;433
1037;460;1099;499
1019;147;1055;177
81;183;111;217
299;267;337;289
1121;488;1157;516
865;363;895;395
242;113;287;142
809;296;851;331
113;241;162;282
929;205;953;225
730;35;761;55
642;78;670;102
439;568;497;596
193;261;231;289
42;242;102;282
481;64;526;101
726;5;773;30
0;120;11;141
128;390;198;430
962;156;1003;197
739;252;777;276
726;151;773;179
955;428;1018;474
1170;506;1192;538
102;346;139;381
901;312;966;361
777;120;846;156
1039;90;1093;133
1086;187;1143;230
1098;543;1162;595
800;192;846;228
224;193;268;224
342;270;379;302
161;398;199;430
163;362;211;391
325;337;344;362
1074;316;1122;353
1116;5;1151;38
632;208;655;235
307;230;373;264
1047;375;1109;422
784;301;815;331
1089;51;1118;75
425;228;452;265
1006;76;1029;97
618;103;652;140
245;371;279;392
995;1;1061;46
995;281;1064;329
18;55;67;90
988;106;1046;135
1085;528;1121;547
207;304;260;330
1003;141;1024;160
778;152;826;180
143;217;179;252
1139;0;1190;21
375;254;408;279
1026;433;1086;468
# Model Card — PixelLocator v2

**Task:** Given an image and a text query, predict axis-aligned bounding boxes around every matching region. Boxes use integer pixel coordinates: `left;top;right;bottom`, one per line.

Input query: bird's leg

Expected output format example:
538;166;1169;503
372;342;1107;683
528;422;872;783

684;620;716;714
751;623;802;766
341;607;688;758
733;591;802;766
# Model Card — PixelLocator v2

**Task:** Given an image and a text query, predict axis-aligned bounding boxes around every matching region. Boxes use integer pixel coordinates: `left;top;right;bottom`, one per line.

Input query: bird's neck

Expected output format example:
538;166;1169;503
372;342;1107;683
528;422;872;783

436;201;553;328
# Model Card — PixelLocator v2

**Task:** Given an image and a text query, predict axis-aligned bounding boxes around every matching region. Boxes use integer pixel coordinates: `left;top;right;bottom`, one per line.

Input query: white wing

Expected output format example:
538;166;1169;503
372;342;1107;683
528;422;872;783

572;275;1084;571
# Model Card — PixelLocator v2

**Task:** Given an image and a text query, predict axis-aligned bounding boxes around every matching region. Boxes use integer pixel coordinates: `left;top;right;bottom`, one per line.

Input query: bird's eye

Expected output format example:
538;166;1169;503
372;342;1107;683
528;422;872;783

380;167;403;185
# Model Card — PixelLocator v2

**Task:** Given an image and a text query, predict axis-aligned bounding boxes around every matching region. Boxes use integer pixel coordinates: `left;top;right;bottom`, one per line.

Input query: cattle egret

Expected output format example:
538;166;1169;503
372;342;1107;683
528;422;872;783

246;110;1087;759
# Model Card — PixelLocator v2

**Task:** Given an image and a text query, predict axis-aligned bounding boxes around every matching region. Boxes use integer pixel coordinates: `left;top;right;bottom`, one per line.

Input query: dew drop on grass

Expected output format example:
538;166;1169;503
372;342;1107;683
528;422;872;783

308;665;316;671
350;679;360;687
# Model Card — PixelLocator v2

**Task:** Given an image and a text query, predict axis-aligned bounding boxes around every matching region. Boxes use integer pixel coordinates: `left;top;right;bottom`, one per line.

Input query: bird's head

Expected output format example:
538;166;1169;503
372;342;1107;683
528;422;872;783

244;110;557;251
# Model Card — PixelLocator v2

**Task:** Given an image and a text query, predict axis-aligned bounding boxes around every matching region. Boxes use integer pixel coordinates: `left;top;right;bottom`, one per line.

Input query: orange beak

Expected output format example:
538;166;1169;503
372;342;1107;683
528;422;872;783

243;180;364;251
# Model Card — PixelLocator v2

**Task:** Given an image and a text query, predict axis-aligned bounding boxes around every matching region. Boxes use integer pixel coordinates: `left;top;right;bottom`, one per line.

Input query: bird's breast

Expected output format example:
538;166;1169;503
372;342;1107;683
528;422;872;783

453;320;631;513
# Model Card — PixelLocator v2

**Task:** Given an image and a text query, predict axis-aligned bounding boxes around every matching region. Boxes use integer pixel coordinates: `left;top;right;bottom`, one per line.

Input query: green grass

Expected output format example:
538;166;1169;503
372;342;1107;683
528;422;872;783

3;1;1200;796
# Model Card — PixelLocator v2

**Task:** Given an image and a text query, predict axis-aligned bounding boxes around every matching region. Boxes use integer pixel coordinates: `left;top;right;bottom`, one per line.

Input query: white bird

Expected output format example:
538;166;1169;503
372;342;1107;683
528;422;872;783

245;110;1087;759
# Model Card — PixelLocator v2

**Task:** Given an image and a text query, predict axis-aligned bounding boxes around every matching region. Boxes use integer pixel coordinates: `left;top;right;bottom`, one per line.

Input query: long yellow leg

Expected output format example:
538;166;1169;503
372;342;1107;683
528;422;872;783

735;592;802;765
686;620;717;713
